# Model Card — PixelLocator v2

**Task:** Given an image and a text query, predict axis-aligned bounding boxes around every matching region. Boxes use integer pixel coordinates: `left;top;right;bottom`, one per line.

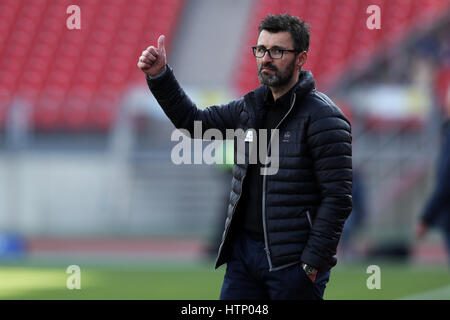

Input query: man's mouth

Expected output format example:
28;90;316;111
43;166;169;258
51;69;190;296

261;67;276;72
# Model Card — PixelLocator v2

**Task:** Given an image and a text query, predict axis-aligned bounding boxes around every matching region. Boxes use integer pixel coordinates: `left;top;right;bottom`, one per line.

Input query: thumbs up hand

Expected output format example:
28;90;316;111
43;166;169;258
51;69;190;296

137;35;167;77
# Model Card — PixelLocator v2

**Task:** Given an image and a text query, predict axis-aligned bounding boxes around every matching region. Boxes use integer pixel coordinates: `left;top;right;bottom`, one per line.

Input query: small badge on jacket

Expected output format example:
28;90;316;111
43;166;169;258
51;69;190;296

282;131;291;143
245;130;254;142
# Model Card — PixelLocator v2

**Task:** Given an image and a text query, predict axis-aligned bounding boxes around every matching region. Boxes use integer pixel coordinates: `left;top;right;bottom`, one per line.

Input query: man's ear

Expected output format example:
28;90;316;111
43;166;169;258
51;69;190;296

297;51;307;69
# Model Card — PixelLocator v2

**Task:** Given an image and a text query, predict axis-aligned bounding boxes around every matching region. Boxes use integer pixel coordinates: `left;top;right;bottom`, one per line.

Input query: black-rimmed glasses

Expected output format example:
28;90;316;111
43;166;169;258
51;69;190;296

252;45;299;59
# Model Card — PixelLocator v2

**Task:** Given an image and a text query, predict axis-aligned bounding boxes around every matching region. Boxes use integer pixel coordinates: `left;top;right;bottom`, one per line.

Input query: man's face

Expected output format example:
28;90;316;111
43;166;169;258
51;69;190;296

256;30;298;88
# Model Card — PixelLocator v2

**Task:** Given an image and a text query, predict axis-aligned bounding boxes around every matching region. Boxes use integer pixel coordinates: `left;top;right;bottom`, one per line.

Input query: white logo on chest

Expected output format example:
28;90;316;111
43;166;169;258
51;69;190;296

282;131;291;143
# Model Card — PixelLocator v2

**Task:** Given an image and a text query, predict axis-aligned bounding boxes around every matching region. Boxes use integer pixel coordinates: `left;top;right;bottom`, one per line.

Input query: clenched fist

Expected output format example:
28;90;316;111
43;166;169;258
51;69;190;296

137;34;167;77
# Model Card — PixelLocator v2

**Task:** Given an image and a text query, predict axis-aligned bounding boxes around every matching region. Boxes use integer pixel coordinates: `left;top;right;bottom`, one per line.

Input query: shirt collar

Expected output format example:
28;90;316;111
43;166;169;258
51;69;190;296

264;82;297;107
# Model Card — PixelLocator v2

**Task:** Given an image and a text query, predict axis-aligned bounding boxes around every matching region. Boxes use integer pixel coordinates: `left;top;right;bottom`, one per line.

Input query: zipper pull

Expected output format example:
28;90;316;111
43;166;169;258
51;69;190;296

264;247;271;256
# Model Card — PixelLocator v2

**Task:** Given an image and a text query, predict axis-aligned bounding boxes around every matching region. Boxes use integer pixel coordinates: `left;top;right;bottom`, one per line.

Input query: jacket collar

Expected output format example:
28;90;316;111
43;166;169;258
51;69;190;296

243;70;316;126
246;70;316;104
289;70;316;99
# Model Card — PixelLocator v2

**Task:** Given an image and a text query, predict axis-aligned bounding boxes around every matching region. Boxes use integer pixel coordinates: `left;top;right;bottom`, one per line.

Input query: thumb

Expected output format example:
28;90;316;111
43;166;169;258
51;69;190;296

157;35;166;54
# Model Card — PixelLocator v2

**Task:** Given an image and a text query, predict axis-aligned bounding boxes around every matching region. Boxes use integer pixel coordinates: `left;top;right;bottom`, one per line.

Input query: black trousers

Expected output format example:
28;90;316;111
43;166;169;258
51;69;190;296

220;232;330;300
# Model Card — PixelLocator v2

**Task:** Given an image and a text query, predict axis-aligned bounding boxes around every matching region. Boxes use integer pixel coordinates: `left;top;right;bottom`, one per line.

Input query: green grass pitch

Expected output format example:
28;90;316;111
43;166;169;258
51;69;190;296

0;259;448;300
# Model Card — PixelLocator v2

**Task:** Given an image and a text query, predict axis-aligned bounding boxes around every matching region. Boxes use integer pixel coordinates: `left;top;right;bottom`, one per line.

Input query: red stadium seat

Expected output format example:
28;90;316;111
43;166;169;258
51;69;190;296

1;0;185;131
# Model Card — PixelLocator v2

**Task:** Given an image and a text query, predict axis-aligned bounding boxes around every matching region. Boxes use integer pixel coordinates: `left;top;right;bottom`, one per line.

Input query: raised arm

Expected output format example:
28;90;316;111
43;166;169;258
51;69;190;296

137;35;242;137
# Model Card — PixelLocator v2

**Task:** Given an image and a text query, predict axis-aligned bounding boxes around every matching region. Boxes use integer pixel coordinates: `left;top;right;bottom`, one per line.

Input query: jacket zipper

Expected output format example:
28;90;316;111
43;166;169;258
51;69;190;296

306;210;313;229
262;92;297;271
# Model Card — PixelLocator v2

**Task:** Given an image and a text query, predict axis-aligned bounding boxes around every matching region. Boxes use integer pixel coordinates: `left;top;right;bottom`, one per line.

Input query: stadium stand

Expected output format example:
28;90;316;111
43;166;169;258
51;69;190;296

0;0;184;131
0;0;448;264
235;0;450;95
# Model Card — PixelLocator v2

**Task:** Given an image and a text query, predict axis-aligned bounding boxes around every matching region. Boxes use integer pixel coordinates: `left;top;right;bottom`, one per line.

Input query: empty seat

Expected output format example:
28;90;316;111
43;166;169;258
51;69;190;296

1;0;185;131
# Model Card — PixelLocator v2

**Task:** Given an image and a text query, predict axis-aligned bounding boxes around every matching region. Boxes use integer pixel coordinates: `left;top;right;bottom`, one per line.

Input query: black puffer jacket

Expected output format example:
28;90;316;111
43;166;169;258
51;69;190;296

146;66;352;272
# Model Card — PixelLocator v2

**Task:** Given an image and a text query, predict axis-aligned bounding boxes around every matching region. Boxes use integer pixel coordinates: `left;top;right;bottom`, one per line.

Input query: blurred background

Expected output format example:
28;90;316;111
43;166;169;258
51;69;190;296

0;0;449;299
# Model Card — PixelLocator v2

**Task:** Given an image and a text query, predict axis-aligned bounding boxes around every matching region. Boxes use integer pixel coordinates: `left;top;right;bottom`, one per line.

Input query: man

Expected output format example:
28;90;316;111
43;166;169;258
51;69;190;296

416;118;450;264
137;14;352;300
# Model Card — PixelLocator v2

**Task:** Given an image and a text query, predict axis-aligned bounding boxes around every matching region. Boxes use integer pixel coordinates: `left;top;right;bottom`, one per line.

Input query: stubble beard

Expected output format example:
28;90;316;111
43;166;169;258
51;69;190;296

257;58;296;88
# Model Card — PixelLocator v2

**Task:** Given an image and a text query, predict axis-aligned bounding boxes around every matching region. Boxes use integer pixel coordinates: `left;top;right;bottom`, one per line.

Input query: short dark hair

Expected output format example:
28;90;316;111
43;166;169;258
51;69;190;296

258;14;310;52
